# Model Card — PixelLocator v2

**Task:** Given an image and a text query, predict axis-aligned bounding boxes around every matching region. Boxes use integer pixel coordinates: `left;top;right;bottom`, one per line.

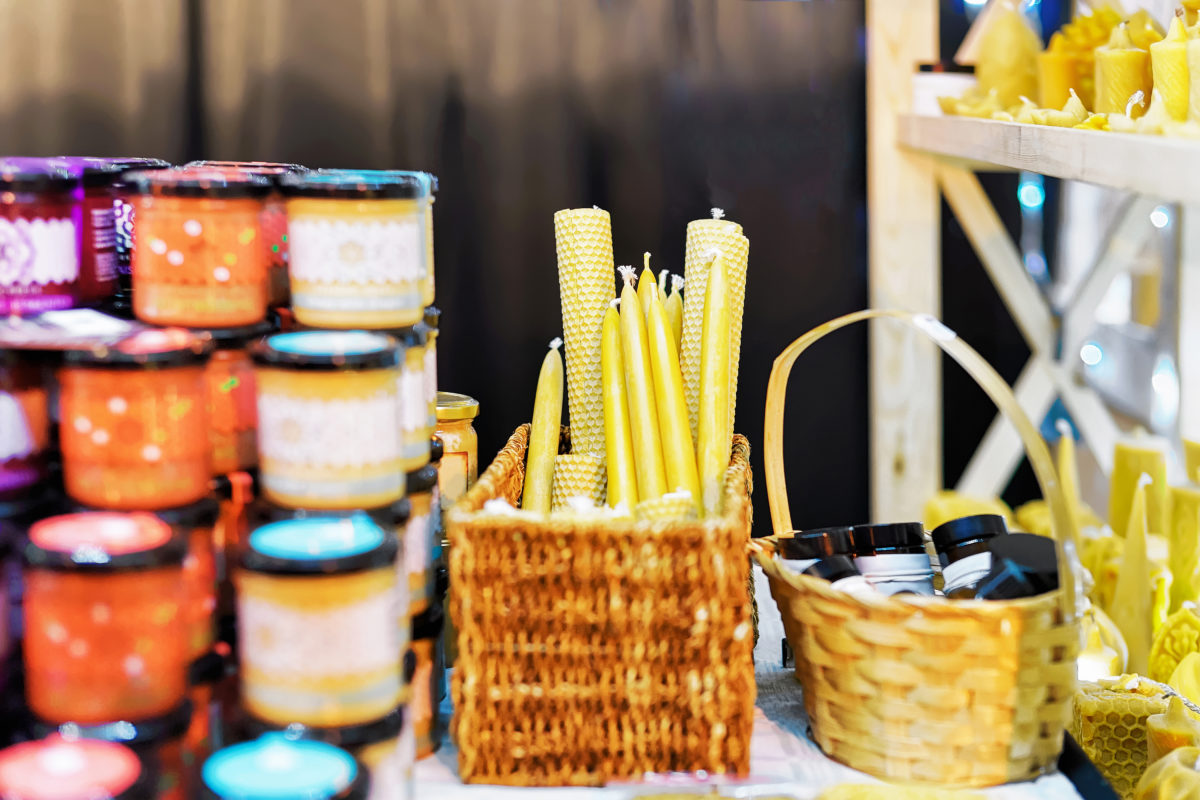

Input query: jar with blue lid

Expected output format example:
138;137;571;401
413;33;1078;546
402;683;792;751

252;331;406;510
202;734;368;800
236;514;404;728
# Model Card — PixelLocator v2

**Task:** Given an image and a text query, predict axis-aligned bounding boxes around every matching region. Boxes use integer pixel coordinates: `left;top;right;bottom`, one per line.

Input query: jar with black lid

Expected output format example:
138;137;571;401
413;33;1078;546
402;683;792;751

850;522;934;596
802;556;877;598
974;533;1060;600
776;526;853;573
931;513;1009;599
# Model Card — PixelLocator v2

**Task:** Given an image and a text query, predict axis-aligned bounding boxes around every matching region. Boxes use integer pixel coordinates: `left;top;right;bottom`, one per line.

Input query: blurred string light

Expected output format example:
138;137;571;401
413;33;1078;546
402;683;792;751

1150;353;1180;431
1150;206;1171;229
1080;342;1103;367
1018;175;1045;210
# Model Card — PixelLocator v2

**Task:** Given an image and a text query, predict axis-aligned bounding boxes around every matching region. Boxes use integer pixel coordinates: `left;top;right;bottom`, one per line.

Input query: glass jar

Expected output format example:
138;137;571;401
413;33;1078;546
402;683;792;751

0;353;49;503
0;159;82;314
404;465;438;618
252;331;406;509
422;175;437;306
185;161;309;308
187;648;228;768
281;170;429;329
435;392;479;511
776;526;854;573
103;157;172;304
237;516;402;727
418;306;439;432
850;521;935;596
974;533;1060;600
56;157;124;306
200;321;274;475
802;556;878;599
154;497;221;661
127;168;272;328
202;735;368;800
931;513;1009;599
23;511;189;723
409;603;445;759
0;736;153;800
393;325;431;471
59;328;213;510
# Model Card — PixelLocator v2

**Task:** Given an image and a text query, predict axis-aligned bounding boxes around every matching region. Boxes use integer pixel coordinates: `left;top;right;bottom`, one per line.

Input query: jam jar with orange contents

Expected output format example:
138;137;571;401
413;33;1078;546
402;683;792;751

199;321;274;475
0;159;82;314
59;328;213;510
155;497;221;662
102;157;171;308
187;161;308;308
0;735;156;800
23;511;189;724
0;352;50;503
128;168;272;328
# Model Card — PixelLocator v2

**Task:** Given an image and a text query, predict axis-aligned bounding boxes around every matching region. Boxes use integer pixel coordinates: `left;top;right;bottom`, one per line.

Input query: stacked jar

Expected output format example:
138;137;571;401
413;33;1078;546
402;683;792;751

99;157;172;312
0;159;83;315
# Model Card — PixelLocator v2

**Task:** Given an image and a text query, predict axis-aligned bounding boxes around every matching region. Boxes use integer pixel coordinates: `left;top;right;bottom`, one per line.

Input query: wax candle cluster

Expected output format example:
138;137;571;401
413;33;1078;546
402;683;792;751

523;208;749;520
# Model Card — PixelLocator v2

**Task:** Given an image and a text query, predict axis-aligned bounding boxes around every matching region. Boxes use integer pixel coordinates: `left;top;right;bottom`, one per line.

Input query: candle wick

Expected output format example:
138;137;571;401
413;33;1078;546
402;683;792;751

671;274;685;293
617;265;636;285
1055;418;1072;438
1126;90;1146;118
610;298;621;309
710;207;725;220
549;337;563;351
1137;472;1154;489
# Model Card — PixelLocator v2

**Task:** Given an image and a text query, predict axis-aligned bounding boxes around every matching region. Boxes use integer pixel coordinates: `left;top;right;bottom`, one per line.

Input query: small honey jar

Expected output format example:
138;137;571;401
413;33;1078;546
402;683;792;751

435;391;479;510
282;170;429;329
59;328;213;510
198;320;274;475
253;331;406;509
237;515;403;727
0;159;82;314
0;735;154;800
127;168;272;328
23;511;189;724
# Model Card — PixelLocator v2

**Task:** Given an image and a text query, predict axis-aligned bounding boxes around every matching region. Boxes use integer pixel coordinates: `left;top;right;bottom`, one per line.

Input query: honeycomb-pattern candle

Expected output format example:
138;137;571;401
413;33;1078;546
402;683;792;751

1071;676;1175;797
0;159;82;315
253;331;406;509
59;328;213;510
237;515;402;727
550;452;607;510
282;170;429;330
202;734;367;800
0;354;49;503
199;321;274;475
23;511;189;724
634;491;698;522
681;210;748;441
0;736;149;800
553;208;615;455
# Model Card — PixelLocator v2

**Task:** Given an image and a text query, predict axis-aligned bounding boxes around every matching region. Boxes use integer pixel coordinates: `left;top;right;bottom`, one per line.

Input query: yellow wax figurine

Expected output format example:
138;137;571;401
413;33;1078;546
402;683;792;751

637;253;657;321
1170;485;1200;612
1152;15;1190;122
1112;475;1156;675
521;339;564;514
1147;696;1200;764
1150;606;1200;684
696;251;731;518
976;0;1041;109
1112;435;1169;537
1171;652;1200;704
646;291;701;513
665;274;684;354
618;266;667;502
1038;89;1090;127
1095;23;1152;118
601;302;638;511
1127;9;1167;52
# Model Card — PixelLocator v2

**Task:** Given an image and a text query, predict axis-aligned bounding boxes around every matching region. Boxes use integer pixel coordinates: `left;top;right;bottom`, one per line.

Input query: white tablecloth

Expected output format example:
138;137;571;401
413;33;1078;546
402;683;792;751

414;567;1084;800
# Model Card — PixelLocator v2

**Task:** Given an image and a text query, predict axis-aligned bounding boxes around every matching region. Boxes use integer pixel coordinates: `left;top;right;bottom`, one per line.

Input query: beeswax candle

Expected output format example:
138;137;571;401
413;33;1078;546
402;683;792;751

1153;15;1190;121
1039;35;1081;111
1095;24;1152;118
1170;652;1200;703
1147;696;1200;764
1112;476;1154;675
646;292;700;512
697;252;731;518
618;267;666;501
976;0;1041;109
1188;23;1200;122
601;303;637;510
1169;484;1200;612
1151;606;1200;683
666;274;684;353
521;339;563;514
1112;435;1169;537
638;254;657;320
550;453;606;510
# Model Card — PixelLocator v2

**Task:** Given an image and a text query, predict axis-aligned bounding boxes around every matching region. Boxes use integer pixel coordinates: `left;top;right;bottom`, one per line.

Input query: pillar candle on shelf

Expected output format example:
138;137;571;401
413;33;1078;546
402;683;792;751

521;339;563;514
553;208;614;455
638;254;658;320
1168;483;1200;612
681;209;748;442
1111;475;1154;675
618;267;667;501
601;303;638;510
1111;435;1169;537
1095;23;1152;118
665;275;684;353
646;291;700;513
1039;34;1081;111
696;252;731;518
1152;14;1190;122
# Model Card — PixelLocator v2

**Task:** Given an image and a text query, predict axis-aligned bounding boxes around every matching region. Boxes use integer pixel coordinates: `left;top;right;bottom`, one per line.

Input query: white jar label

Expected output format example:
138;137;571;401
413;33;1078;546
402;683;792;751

398;368;427;434
289;218;422;285
258;390;401;468
0;217;78;287
942;551;993;595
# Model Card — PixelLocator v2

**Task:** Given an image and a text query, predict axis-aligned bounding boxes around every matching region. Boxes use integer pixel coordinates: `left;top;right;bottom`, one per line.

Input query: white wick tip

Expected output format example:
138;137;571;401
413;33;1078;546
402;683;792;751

1055;419;1072;437
593;205;601;211
659;268;669;282
705;249;720;263
1069;88;1080;101
1018;95;1034;107
1127;90;1146;117
1138;472;1154;489
710;207;725;220
549;337;563;350
671;274;684;292
610;298;620;309
617;265;636;284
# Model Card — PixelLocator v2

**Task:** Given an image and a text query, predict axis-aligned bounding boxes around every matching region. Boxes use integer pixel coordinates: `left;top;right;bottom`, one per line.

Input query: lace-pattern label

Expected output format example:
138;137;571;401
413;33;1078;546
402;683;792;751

289;217;422;285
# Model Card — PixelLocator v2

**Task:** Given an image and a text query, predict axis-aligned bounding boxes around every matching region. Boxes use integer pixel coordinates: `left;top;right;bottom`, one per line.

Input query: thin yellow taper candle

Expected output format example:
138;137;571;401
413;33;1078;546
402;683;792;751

696;252;731;518
665;274;684;354
521;338;564;514
1152;14;1190;122
1057;419;1083;544
1168;483;1200;612
618;266;667;501
1111;435;1169;537
657;268;669;296
1111;474;1154;675
646;291;701;512
638;253;657;320
1095;23;1152;118
601;301;638;510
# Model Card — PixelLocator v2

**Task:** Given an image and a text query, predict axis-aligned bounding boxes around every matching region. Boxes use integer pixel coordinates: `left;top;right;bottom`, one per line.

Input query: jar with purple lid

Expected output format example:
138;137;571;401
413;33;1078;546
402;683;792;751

0;159;82;314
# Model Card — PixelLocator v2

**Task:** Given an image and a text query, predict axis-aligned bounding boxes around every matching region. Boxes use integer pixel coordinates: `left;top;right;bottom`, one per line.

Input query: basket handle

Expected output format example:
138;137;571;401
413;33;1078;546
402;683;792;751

764;309;1080;618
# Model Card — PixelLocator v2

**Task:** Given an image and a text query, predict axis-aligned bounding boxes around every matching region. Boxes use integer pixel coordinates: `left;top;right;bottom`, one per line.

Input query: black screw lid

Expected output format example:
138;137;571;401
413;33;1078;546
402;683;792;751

431;436;444;464
777;527;853;561
931;514;1008;554
406;464;438;494
850;522;926;556
974;533;1059;600
802;555;862;583
32;701;193;746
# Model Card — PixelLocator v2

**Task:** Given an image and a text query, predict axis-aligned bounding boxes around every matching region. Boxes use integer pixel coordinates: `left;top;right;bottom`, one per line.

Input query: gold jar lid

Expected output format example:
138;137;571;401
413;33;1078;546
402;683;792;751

437;391;479;421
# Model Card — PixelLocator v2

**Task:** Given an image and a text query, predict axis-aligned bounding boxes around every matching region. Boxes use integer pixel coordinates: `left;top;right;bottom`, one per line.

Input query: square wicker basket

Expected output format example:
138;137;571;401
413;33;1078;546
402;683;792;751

445;425;756;786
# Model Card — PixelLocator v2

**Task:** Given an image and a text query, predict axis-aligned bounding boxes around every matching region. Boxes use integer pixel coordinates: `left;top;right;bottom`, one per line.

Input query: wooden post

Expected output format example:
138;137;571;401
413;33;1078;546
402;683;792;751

867;0;940;521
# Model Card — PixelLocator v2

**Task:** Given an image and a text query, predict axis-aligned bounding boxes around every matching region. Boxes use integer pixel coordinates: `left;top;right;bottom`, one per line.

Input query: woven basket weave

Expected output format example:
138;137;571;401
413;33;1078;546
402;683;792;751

757;309;1082;788
446;425;756;786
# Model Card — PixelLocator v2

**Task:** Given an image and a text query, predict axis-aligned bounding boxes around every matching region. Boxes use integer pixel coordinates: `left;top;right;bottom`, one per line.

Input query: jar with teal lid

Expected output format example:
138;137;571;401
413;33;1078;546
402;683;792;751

236;514;403;727
252;331;406;510
281;170;429;330
201;734;368;800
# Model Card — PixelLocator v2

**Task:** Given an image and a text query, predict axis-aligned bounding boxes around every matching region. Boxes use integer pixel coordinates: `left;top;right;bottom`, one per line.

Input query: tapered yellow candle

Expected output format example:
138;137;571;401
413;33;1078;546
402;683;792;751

601;301;638;510
665;274;684;355
1095;23;1152;118
638;254;657;320
657;268;669;296
521;338;564;514
618;266;667;501
1057;419;1083;545
646;291;701;513
1152;15;1190;122
1169;484;1200;612
1111;435;1169;537
1112;475;1154;675
696;252;731;518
